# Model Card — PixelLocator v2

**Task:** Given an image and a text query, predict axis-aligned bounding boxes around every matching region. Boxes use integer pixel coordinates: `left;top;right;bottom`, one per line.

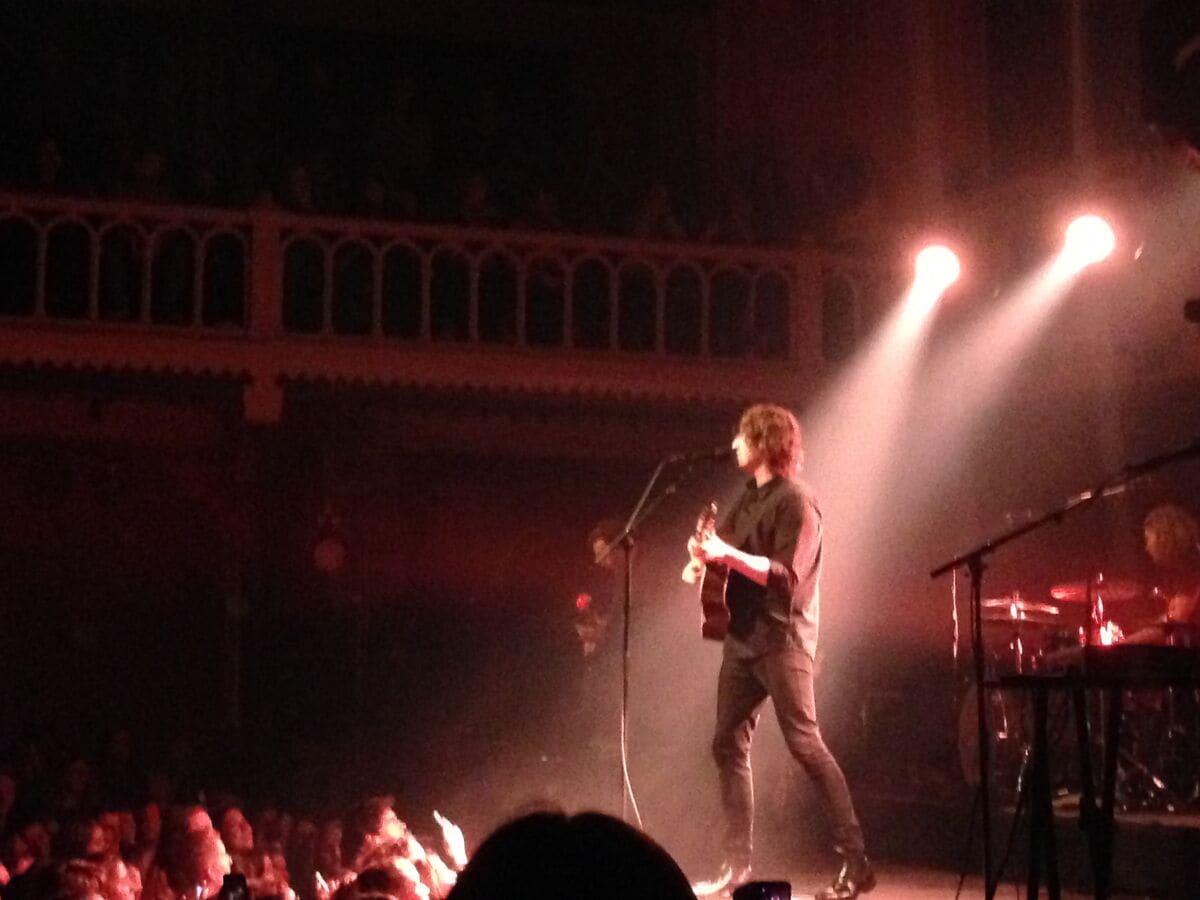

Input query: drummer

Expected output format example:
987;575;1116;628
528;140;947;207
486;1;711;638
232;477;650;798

1134;503;1200;646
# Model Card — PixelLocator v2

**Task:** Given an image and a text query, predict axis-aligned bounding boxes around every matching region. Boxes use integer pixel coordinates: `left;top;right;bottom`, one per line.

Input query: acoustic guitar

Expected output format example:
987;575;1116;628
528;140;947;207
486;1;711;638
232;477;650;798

682;501;730;641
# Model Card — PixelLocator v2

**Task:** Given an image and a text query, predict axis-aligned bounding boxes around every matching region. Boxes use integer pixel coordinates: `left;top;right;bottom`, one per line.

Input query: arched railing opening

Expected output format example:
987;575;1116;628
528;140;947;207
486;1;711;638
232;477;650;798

150;228;197;325
0;193;836;379
99;225;144;321
664;266;702;355
46;221;91;319
283;238;326;334
571;259;612;350
618;263;656;353
478;253;518;345
710;269;751;357
822;273;858;364
526;258;566;347
382;245;422;339
202;233;246;328
332;241;374;336
753;271;791;359
430;248;470;342
0;218;36;317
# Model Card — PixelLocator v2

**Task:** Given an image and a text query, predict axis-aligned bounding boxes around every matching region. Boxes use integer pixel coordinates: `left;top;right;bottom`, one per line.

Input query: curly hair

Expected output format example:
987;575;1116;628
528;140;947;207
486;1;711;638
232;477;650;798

1144;503;1200;568
738;404;803;476
587;518;623;549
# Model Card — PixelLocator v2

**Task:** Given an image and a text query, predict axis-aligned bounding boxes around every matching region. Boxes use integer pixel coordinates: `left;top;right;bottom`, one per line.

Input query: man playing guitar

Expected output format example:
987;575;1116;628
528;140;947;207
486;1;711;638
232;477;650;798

687;404;873;900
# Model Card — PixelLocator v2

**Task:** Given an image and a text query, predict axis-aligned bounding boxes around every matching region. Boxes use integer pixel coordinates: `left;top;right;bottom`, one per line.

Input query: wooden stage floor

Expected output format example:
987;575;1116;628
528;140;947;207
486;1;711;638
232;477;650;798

773;863;1157;899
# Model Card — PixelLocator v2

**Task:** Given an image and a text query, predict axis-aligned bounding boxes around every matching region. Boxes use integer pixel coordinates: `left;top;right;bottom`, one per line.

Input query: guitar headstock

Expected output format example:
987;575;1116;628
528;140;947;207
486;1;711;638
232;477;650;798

694;501;718;539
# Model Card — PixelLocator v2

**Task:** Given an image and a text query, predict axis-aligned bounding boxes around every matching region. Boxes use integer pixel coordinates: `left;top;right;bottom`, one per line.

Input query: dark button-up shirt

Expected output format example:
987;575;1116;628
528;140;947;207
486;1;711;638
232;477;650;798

718;475;822;659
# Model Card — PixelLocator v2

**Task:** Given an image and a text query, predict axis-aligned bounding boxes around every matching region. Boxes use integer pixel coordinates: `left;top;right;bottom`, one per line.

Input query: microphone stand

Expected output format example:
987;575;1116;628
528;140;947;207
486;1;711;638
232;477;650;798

929;433;1200;900
596;452;717;825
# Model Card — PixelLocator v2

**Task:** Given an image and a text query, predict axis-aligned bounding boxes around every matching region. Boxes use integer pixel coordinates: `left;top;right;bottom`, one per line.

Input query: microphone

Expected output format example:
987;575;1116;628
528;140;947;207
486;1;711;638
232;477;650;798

668;447;734;463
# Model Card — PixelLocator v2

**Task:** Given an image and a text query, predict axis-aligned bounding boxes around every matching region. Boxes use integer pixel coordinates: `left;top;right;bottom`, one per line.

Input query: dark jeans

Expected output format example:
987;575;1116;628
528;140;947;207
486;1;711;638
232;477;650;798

712;643;865;867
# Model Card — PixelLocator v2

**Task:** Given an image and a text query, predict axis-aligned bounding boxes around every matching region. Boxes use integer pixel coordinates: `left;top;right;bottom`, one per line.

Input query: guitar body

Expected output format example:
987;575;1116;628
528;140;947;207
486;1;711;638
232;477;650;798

685;501;731;641
698;563;730;641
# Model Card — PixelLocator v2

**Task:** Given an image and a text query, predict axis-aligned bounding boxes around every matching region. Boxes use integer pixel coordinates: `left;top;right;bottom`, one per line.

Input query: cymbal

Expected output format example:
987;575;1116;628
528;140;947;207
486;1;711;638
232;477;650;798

981;596;1061;625
1049;577;1140;603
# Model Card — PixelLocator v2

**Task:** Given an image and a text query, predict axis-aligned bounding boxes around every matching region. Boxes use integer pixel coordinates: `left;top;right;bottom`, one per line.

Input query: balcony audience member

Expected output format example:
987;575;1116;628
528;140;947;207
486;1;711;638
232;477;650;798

367;74;437;207
357;176;389;219
100;141;171;322
629;183;686;242
353;174;417;222
286;62;347;171
516;184;563;233
701;182;758;245
747;152;797;245
185;148;229;208
29;136;72;194
0;17;790;255
571;127;624;235
460;84;525;215
305;148;341;215
228;45;284;203
461;84;515;173
457;173;503;228
282;163;318;214
128;149;174;203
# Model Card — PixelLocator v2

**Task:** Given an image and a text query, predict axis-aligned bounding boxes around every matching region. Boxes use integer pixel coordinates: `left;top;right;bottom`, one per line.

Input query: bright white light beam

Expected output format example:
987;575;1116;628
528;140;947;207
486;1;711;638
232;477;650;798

1057;215;1116;276
900;244;961;335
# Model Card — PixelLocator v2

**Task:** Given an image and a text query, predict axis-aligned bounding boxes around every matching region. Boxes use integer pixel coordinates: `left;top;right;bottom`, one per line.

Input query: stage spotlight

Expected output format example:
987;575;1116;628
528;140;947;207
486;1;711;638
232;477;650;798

1060;215;1116;273
903;244;960;326
914;245;961;293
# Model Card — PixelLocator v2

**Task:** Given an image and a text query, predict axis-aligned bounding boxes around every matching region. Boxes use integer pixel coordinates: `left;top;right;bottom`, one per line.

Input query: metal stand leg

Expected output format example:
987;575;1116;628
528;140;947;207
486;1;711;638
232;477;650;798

1095;688;1123;900
1026;687;1061;900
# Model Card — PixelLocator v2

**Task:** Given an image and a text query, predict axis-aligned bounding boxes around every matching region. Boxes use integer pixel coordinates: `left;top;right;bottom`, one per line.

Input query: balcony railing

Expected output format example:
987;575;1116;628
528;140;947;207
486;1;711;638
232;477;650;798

0;192;880;420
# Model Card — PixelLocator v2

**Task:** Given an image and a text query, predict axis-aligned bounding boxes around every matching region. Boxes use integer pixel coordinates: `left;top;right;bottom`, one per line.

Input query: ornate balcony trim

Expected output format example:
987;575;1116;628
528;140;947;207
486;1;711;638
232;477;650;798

0;192;881;421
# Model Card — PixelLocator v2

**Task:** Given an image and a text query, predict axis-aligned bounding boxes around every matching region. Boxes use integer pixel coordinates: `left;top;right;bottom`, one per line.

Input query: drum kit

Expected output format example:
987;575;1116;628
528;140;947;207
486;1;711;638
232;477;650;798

959;574;1200;811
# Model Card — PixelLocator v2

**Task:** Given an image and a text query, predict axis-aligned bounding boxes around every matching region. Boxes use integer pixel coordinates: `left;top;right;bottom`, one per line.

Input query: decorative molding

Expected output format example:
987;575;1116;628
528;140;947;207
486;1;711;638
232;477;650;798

0;191;885;421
